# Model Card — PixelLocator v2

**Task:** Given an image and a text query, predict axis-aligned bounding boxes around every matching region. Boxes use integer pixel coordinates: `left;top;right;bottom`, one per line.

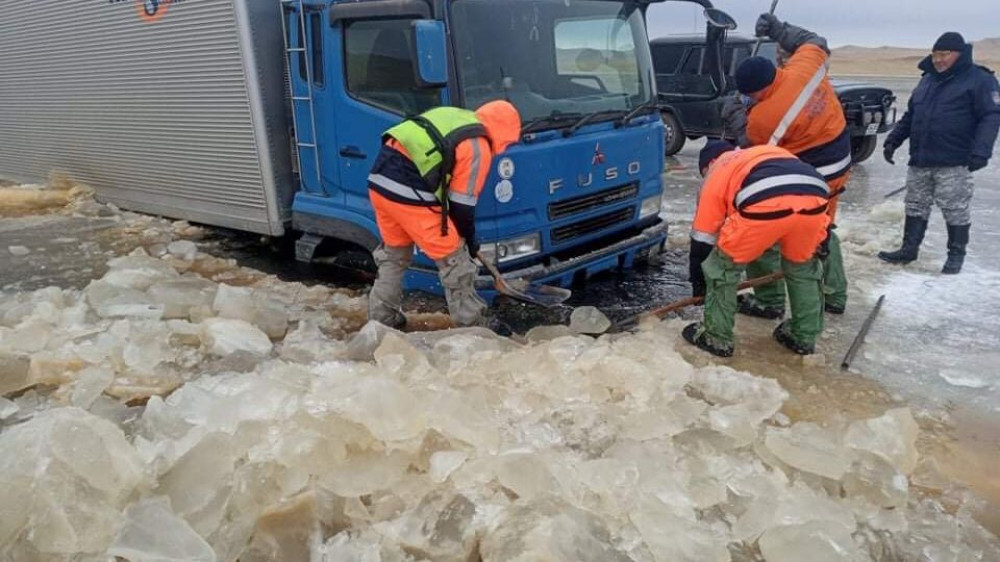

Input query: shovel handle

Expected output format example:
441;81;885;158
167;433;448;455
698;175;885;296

476;251;511;293
641;271;785;322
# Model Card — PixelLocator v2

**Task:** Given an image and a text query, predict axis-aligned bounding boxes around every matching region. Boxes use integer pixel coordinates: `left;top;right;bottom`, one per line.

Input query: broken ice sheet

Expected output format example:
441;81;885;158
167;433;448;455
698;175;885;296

71;366;115;409
763;422;852;480
843;408;919;475
200;318;273;357
0;396;19;420
757;520;861;562
480;496;635;562
108;496;216;562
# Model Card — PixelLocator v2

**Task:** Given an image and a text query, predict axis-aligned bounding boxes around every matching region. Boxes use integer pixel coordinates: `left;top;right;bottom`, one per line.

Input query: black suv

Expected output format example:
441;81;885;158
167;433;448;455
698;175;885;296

651;35;897;162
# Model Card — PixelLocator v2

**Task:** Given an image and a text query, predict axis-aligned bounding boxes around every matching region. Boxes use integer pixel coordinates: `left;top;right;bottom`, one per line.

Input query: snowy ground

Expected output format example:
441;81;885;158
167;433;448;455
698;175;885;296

2;78;1000;560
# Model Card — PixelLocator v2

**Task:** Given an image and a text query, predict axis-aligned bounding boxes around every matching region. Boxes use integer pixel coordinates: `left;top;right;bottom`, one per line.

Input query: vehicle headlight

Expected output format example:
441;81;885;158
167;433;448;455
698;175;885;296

639;194;662;220
873;112;883;123
479;233;541;264
863;111;874;125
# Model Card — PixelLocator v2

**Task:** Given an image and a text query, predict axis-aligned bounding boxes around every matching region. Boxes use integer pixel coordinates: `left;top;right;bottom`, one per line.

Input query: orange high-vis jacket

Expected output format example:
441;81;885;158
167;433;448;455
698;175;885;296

746;44;847;155
692;145;829;245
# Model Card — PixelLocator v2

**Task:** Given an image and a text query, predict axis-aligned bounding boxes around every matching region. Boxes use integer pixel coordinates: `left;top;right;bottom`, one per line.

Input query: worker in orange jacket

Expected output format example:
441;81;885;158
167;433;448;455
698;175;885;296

367;101;521;329
722;14;851;318
685;141;830;357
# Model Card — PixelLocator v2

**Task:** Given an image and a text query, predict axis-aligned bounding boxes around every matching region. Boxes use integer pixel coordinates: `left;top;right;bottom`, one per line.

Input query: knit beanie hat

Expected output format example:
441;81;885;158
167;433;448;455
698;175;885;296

933;32;966;52
735;56;777;94
699;140;736;174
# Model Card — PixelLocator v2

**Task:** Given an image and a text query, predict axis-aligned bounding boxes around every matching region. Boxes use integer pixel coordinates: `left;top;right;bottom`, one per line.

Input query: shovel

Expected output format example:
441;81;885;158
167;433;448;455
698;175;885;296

613;272;786;332
477;251;572;308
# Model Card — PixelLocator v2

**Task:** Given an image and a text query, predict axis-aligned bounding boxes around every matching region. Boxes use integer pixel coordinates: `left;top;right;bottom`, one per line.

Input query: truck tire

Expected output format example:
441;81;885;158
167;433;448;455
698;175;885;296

662;112;686;156
851;136;877;163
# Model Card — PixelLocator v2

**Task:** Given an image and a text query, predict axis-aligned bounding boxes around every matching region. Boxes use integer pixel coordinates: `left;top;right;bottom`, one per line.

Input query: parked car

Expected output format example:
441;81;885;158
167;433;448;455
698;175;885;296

650;34;897;162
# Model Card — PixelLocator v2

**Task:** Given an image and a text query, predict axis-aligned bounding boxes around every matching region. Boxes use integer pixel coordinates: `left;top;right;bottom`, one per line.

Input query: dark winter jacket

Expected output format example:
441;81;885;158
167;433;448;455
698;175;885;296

885;45;1000;167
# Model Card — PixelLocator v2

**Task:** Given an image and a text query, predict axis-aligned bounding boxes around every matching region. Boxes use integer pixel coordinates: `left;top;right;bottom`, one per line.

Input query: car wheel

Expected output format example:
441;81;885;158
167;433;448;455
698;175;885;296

662;112;686;156
851;135;878;163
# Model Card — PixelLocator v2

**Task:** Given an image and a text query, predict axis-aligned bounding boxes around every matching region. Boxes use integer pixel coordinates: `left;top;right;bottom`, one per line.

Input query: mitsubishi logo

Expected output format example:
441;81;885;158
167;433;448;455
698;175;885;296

592;143;606;166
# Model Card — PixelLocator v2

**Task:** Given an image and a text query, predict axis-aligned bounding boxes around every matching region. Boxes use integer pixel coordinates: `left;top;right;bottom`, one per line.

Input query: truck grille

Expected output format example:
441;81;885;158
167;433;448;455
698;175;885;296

551;207;635;244
548;183;639;220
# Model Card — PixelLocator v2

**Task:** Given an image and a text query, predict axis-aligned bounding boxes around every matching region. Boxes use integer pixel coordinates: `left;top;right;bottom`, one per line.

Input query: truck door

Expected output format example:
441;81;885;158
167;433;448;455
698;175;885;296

328;14;444;214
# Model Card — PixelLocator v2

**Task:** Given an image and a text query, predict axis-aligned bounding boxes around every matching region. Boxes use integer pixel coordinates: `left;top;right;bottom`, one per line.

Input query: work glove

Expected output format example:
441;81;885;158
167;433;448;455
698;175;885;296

689;240;714;299
883;142;897;165
755;13;781;38
968;156;989;172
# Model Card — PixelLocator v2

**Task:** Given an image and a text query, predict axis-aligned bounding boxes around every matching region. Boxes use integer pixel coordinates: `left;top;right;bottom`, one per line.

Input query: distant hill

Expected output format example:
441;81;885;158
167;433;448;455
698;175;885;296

830;37;1000;76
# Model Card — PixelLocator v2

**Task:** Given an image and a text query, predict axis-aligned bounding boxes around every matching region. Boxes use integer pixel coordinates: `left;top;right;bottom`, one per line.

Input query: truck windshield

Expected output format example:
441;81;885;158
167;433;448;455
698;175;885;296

451;0;654;130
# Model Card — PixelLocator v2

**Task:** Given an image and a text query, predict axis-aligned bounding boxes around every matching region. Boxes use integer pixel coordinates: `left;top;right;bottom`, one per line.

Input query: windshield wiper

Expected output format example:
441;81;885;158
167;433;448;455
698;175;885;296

562;109;626;137
521;111;583;136
616;100;659;127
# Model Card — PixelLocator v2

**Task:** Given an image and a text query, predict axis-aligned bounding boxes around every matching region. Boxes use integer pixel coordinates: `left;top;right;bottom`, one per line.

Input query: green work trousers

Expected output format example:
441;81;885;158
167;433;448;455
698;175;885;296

747;230;847;310
702;248;825;347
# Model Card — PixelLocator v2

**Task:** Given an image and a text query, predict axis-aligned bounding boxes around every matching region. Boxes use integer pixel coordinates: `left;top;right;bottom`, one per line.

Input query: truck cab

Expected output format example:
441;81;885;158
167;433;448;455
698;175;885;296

283;0;730;296
651;34;897;162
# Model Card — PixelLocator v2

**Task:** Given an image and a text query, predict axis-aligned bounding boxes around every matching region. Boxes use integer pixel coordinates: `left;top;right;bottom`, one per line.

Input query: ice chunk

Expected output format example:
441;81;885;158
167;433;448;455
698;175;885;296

108;497;216;562
343;320;400;362
200;318;273;357
843;408;919;475
99;303;165;320
8;245;30;256
0;396;18;420
763;423;852;480
212;284;254;321
842;451;909;509
480;496;635;562
242;491;321;562
167;240;199;261
326;375;426;442
167;319;203;346
0;408;147;555
71;366;115;409
430;451;468;483
157;432;236;536
148;278;218;320
631;495;730;562
280;316;346;363
394;490;479;562
758;521;860;562
937;369;990;389
569;306;611;335
103;254;180;290
525;324;577;342
497;453;559;500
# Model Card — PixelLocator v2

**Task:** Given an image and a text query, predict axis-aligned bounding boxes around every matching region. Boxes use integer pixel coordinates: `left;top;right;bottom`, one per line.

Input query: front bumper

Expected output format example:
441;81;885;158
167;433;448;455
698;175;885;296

404;221;668;297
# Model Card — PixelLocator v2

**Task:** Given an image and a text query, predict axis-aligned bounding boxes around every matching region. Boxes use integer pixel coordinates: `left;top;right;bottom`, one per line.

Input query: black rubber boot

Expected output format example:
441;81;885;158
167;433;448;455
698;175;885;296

942;224;970;275
773;321;815;356
878;215;928;264
682;323;734;358
737;294;785;320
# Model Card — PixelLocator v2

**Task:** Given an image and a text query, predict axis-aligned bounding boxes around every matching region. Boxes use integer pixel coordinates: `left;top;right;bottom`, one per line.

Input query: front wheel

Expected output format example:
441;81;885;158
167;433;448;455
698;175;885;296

662;112;686;156
851;135;878;163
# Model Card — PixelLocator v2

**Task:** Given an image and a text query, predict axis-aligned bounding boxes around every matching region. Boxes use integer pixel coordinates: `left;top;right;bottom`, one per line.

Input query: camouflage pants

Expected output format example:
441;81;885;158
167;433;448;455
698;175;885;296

904;166;974;226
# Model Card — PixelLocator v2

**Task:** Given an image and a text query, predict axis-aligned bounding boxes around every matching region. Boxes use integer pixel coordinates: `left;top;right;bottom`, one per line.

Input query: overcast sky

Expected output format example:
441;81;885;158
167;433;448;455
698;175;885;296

645;0;997;49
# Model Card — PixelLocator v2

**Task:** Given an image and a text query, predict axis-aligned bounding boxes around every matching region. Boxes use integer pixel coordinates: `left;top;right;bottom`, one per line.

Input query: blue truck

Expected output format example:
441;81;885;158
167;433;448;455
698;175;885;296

0;0;733;298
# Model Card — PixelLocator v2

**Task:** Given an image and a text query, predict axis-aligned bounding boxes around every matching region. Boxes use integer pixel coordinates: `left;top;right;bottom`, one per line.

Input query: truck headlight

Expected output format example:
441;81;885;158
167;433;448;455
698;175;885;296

639;194;662;220
863;111;874;125
480;233;541;264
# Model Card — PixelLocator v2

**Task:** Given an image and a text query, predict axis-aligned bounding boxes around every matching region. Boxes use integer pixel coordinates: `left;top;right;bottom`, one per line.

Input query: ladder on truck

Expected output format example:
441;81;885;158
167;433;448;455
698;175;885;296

280;0;322;192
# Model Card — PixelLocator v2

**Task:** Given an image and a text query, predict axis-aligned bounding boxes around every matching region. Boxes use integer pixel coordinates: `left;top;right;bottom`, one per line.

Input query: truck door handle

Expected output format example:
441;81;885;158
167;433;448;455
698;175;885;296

339;146;367;159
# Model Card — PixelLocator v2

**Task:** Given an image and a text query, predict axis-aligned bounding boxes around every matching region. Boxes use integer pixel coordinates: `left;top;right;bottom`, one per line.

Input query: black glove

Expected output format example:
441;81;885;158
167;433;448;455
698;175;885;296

755;13;781;38
689;240;714;299
969;156;989;172
883;142;897;165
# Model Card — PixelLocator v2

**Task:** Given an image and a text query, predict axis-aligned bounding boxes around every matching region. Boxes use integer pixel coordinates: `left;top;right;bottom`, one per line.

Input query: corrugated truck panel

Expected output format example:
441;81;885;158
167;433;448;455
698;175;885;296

0;0;294;235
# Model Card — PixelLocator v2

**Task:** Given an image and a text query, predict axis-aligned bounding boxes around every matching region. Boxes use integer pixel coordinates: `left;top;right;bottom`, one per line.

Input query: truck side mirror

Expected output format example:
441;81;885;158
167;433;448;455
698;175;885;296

701;8;737;100
412;20;448;88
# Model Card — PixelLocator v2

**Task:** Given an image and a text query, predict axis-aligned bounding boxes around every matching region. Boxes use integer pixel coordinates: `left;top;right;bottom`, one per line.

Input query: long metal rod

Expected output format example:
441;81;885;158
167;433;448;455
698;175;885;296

841;295;886;370
752;0;780;56
885;185;908;199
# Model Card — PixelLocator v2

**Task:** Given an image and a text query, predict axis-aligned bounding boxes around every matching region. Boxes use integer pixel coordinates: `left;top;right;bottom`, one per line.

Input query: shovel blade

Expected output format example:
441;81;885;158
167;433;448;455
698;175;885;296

500;278;572;308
